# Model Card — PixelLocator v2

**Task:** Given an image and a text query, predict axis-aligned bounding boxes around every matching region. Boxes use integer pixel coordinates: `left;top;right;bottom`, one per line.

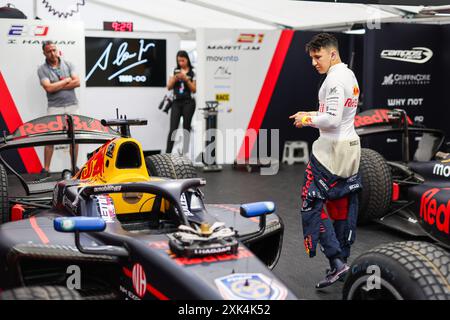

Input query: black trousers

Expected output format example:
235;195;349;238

166;99;196;153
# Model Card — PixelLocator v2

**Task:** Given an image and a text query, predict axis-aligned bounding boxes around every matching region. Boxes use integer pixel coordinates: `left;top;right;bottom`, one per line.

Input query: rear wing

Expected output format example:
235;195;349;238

354;108;413;130
8;114;119;140
355;108;445;163
0;114;121;196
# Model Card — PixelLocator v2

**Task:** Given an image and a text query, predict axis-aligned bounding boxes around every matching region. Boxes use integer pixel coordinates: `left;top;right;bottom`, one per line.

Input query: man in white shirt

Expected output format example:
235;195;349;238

290;33;361;289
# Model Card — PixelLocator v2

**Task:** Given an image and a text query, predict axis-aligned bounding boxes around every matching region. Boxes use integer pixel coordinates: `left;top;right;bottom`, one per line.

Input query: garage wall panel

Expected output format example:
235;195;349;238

362;23;448;160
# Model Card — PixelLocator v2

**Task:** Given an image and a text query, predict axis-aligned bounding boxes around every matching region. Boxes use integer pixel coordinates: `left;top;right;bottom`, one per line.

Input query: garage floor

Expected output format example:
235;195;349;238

7;164;416;300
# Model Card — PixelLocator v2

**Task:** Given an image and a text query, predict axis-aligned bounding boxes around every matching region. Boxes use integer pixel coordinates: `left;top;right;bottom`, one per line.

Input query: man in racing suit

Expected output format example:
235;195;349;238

290;33;362;289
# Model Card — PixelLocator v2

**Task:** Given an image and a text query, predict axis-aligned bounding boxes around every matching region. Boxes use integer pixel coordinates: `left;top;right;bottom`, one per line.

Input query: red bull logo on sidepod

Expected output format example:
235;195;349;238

420;188;450;235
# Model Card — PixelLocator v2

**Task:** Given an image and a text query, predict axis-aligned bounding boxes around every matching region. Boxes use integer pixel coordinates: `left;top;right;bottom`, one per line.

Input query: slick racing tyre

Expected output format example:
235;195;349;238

0;163;9;224
0;286;82;300
343;241;450;300
358;148;392;224
145;154;197;179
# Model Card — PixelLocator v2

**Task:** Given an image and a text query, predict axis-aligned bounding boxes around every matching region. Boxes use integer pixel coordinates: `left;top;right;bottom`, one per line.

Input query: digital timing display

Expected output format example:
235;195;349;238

103;21;134;32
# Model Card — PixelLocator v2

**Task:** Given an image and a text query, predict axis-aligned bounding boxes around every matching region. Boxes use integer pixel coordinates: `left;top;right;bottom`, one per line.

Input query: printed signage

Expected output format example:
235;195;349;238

85;37;166;87
202;29;280;163
361;24;447;161
380;47;433;64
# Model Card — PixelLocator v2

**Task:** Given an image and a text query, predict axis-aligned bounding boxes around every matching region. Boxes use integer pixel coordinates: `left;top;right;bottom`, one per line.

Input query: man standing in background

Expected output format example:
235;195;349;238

290;33;362;289
38;40;80;176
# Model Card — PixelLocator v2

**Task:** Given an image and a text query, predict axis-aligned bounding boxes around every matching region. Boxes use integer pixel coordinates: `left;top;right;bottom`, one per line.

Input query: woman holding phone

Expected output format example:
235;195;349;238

165;50;196;155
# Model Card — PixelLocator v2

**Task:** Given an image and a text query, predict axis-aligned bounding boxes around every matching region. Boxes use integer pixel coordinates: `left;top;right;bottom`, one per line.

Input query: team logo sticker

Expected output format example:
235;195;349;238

214;273;287;300
329;86;338;95
132;263;147;298
95;195;116;223
380;47;433;64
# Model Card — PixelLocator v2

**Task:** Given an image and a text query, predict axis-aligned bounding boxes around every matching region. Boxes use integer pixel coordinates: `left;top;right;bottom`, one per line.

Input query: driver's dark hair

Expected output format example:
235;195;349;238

305;33;339;53
176;50;193;70
42;40;55;51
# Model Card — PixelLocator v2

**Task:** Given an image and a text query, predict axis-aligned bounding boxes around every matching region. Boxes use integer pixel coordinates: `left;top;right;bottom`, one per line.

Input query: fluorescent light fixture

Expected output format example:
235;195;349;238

344;29;366;34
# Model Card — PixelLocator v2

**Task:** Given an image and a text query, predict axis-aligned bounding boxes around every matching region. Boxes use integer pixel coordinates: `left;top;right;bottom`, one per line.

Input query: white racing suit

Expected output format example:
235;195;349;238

300;63;362;261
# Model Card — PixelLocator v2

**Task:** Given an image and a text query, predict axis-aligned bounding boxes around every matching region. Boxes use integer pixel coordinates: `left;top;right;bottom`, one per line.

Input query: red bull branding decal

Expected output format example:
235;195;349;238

420;188;450;235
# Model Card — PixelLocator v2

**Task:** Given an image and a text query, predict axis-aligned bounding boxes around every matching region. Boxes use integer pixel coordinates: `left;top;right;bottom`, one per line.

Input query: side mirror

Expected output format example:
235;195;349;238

54;217;106;232
238;201;276;242
240;201;275;218
54;217;128;257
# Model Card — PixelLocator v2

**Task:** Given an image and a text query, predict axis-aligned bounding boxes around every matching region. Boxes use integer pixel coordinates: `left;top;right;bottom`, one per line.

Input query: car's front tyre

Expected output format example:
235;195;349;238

0;286;82;300
145;153;197;179
343;241;450;300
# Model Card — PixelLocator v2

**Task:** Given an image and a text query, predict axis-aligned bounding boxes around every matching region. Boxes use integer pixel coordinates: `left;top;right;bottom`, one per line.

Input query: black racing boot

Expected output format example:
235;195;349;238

316;258;349;289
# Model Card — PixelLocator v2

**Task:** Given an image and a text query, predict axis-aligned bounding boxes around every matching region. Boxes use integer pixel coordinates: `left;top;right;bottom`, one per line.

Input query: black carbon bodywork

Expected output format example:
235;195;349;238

356;109;450;249
0;114;293;300
396;161;450;248
0;178;292;300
